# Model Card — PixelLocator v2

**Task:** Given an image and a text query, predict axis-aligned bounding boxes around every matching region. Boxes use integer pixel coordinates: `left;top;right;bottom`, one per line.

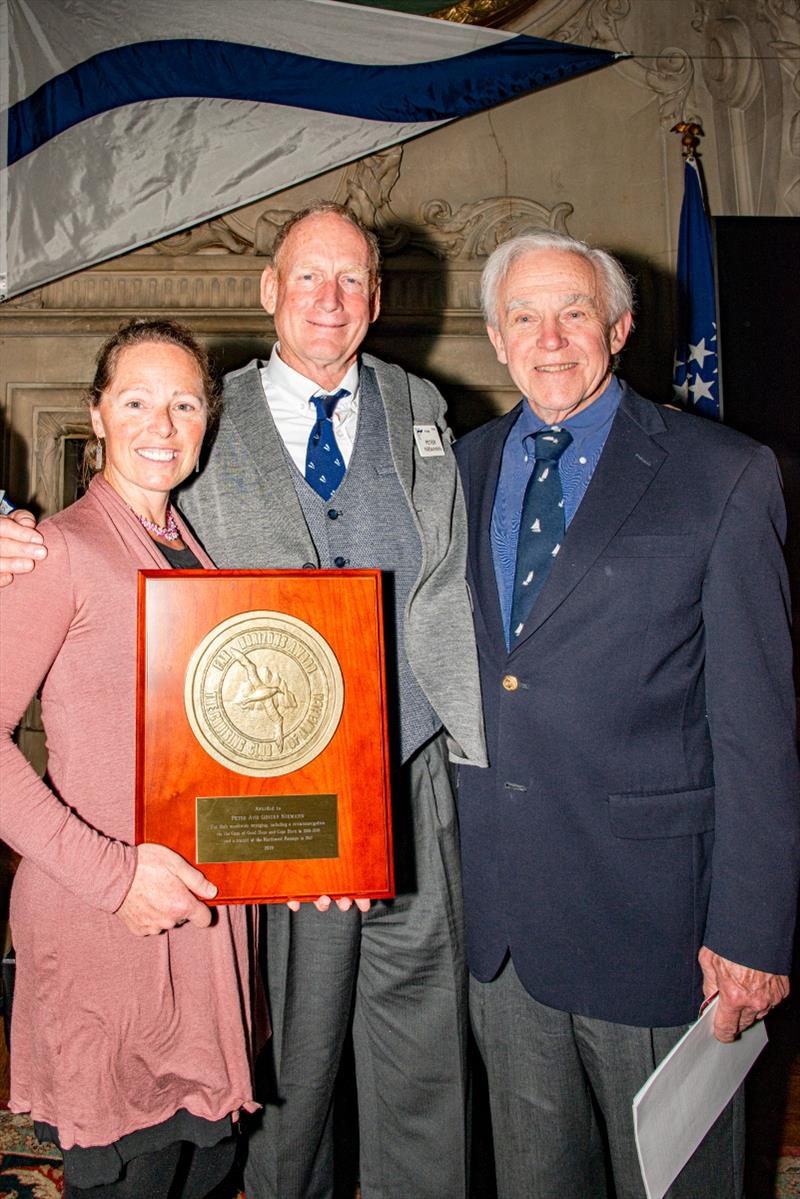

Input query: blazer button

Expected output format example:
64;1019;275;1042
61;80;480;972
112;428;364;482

502;674;519;691
327;509;340;520
334;556;348;568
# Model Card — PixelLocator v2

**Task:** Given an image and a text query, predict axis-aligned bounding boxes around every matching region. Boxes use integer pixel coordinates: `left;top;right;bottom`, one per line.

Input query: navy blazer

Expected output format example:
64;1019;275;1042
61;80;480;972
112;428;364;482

455;383;800;1028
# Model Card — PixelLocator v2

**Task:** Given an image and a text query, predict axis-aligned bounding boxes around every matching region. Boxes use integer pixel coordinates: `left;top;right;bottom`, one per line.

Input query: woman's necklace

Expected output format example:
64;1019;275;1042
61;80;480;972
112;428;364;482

135;505;180;542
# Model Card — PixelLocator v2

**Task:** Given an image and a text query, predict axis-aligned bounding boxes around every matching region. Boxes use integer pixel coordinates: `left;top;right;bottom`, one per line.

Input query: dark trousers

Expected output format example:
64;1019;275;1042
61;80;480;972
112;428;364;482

244;732;469;1199
64;1136;236;1199
470;959;744;1199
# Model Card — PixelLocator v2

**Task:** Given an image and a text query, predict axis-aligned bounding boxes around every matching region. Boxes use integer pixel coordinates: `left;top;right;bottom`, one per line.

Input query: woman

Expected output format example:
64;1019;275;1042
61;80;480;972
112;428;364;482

0;319;258;1199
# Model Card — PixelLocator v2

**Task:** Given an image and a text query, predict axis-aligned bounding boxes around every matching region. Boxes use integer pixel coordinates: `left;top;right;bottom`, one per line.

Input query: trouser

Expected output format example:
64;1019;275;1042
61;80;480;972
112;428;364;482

243;731;469;1199
470;958;744;1199
63;1136;237;1199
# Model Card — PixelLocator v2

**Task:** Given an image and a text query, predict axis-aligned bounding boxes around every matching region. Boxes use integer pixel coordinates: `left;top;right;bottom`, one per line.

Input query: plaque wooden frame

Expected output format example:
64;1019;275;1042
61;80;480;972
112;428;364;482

136;570;393;903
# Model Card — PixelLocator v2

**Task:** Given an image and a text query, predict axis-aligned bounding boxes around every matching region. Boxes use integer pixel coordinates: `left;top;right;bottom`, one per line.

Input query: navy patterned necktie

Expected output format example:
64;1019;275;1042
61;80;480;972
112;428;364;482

509;426;573;641
305;388;348;500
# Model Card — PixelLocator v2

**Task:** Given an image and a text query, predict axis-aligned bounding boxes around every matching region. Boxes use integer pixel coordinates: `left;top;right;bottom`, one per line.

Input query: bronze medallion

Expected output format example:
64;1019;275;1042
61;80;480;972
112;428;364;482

185;611;344;777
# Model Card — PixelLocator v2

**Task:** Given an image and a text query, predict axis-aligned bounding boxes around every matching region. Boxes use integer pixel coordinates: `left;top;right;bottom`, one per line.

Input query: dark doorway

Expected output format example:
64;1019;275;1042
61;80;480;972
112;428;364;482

714;216;800;659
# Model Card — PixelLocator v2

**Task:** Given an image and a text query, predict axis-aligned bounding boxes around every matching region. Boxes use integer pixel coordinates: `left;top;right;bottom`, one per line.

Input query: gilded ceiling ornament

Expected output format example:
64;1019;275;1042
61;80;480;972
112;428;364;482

429;0;538;27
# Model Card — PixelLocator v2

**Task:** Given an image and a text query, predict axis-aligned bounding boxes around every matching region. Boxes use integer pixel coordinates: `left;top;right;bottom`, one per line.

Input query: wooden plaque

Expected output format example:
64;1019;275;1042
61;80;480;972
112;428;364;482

136;570;393;903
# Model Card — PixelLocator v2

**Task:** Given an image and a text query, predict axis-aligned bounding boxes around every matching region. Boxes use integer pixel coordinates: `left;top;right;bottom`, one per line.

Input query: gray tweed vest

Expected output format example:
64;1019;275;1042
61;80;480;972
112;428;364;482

287;367;439;762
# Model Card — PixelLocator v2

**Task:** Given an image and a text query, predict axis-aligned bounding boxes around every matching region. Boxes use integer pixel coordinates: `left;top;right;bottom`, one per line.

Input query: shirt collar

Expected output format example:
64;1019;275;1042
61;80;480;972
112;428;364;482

266;345;360;412
516;374;623;445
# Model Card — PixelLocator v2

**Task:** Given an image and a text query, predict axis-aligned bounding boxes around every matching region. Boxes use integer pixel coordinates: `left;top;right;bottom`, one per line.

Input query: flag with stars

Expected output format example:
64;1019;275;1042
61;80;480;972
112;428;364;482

673;155;719;419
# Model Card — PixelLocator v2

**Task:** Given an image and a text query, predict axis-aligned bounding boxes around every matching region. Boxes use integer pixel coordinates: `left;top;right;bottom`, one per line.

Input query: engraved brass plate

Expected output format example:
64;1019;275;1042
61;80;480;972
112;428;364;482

196;794;339;863
185;611;344;778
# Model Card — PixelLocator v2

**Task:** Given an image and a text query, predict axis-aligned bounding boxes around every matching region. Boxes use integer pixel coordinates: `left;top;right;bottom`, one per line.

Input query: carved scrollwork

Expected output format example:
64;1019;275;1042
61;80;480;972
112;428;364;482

145;142;573;264
343;147;409;253
701;16;762;107
791;110;800;156
150;217;252;257
645;48;699;127
534;0;704;128
691;1;711;35
784;174;800;213
415;197;574;259
546;0;631;49
3;287;44;309
696;0;795;212
761;0;800;101
772;38;800;98
251;208;297;257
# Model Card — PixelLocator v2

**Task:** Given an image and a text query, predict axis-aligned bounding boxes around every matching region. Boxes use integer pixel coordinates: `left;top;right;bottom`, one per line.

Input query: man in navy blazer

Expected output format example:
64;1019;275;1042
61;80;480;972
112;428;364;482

454;230;799;1197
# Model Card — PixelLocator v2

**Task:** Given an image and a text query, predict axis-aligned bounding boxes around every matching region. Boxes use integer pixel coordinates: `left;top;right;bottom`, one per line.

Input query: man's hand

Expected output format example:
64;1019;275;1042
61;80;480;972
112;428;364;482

0;510;46;587
286;895;372;913
698;946;789;1042
116;843;218;936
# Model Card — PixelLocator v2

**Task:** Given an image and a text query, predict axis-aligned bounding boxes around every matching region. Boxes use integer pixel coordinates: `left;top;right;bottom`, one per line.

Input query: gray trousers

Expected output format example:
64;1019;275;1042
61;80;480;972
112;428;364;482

470;959;744;1199
243;732;469;1199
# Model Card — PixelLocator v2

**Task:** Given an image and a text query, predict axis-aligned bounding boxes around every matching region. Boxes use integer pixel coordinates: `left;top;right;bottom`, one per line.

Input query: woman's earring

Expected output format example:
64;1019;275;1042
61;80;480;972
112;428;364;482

94;439;104;471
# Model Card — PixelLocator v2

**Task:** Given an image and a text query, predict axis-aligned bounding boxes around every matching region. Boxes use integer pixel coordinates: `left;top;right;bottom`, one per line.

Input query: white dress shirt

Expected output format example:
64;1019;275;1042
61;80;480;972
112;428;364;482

259;346;360;475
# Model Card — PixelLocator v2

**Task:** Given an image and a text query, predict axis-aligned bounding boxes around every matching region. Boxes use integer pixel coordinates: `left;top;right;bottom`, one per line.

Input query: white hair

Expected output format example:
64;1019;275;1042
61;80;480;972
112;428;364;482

480;231;635;330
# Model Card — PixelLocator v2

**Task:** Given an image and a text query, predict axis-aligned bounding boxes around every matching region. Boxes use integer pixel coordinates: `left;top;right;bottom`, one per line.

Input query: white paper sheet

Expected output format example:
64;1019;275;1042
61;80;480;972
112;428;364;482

633;996;767;1199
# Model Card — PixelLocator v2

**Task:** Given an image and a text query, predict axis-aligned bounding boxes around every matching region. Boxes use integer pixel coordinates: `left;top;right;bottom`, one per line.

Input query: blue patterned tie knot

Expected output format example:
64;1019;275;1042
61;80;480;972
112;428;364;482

509;425;573;642
532;427;572;463
305;387;348;500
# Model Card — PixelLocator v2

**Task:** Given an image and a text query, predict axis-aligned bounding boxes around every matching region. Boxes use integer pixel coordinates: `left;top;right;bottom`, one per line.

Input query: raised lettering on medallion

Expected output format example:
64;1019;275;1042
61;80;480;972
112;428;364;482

184;611;344;777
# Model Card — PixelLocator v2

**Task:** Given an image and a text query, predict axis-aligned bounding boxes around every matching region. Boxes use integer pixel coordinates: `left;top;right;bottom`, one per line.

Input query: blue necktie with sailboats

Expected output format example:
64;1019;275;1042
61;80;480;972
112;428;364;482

509;426;573;641
305;388;348;500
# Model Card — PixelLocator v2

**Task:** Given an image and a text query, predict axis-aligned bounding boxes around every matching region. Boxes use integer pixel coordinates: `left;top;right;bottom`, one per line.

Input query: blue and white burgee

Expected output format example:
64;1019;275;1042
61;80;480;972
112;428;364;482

673;156;719;420
1;0;619;300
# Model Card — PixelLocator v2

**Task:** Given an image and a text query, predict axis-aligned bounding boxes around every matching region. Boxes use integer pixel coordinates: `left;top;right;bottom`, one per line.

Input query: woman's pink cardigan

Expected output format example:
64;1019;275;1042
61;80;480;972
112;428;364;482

0;475;257;1149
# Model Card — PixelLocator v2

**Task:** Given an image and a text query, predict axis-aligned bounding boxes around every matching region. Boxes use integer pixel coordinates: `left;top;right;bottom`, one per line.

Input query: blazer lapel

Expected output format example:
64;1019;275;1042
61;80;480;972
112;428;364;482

466;406;519;651
510;387;669;648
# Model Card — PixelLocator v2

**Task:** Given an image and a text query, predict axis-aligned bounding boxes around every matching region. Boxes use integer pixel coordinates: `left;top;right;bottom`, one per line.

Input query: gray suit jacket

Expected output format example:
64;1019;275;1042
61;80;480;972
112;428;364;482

177;353;487;767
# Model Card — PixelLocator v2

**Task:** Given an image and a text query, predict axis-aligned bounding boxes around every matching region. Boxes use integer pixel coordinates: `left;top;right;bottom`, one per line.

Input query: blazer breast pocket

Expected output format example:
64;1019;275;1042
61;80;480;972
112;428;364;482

603;534;695;558
608;786;715;839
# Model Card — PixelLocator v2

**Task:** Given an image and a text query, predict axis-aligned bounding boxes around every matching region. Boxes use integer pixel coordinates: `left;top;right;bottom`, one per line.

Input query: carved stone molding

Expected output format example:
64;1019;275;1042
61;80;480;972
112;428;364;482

536;0;631;49
147;218;253;258
644;49;699;128
33;407;91;515
702;14;763;108
527;0;797;213
30;271;262;312
414;197;574;259
521;0;705;127
147;148;574;266
695;0;798;212
0;139;577;315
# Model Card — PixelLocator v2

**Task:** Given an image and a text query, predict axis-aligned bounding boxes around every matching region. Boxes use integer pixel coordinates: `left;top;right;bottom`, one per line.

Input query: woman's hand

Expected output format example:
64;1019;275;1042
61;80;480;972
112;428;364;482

286;895;371;913
115;843;218;936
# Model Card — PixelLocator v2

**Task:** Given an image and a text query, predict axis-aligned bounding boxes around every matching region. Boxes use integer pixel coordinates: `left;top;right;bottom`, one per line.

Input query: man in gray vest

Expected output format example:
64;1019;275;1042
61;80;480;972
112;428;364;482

174;202;487;1199
0;201;486;1197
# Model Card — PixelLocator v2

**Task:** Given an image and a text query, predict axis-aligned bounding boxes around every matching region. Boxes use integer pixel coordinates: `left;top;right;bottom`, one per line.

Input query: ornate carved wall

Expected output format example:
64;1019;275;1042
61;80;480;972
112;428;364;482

2;0;797;510
4;1;797;509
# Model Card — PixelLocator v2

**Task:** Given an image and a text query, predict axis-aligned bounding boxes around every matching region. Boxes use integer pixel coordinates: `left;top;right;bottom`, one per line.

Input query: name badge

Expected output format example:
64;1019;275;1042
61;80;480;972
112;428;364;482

413;424;445;458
